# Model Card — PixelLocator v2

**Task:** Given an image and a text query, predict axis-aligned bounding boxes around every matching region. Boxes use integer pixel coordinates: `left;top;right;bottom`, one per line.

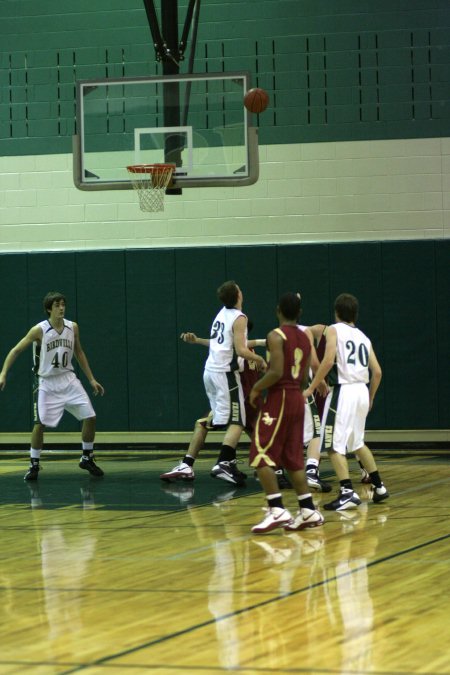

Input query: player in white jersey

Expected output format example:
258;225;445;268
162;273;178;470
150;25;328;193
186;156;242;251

195;281;266;486
159;321;266;490
304;293;389;511
0;291;105;481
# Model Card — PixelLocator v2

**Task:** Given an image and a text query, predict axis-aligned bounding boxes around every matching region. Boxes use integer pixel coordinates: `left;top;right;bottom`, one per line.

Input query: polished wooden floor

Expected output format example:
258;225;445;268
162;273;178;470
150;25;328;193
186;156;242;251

0;449;449;675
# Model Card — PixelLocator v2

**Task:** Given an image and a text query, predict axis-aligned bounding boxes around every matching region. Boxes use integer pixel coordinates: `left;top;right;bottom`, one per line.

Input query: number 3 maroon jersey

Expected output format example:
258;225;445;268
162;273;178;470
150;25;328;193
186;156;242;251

271;325;311;389
249;325;311;471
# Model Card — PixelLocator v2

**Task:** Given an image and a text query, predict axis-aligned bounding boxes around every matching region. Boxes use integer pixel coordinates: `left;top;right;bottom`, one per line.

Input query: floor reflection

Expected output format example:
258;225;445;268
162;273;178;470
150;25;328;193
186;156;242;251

190;488;391;672
29;494;99;652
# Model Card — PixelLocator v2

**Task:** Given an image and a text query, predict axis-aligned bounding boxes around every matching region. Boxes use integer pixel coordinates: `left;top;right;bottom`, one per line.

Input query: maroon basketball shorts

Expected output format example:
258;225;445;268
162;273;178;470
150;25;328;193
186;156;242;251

249;387;305;471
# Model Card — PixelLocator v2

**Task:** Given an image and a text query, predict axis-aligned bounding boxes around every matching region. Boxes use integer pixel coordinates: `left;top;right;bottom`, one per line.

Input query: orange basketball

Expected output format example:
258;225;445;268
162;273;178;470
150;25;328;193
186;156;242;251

244;87;269;114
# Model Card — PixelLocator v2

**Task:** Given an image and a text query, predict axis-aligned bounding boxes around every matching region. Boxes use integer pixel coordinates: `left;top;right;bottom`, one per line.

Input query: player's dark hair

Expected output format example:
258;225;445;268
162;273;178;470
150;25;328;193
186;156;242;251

217;280;239;309
43;291;66;316
278;292;302;321
334;293;359;323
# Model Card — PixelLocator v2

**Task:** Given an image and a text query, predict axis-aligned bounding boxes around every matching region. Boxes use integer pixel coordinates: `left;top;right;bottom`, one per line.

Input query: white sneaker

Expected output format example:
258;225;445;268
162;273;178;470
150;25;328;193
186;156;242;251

251;507;293;534
160;462;194;483
252;539;294;564
161;483;195;502
284;508;324;531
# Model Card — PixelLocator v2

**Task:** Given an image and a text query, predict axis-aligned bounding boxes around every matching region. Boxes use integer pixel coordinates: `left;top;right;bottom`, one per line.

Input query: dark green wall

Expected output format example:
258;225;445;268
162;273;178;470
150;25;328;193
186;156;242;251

0;239;448;433
1;1;449;155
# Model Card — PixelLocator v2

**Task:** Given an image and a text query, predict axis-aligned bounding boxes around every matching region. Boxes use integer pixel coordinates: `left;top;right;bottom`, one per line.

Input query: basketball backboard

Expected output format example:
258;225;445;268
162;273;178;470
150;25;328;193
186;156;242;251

73;71;259;191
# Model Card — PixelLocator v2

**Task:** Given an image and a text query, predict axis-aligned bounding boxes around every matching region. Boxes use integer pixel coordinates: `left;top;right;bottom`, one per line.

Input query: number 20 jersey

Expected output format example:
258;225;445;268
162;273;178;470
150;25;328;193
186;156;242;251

34;319;75;379
329;322;371;386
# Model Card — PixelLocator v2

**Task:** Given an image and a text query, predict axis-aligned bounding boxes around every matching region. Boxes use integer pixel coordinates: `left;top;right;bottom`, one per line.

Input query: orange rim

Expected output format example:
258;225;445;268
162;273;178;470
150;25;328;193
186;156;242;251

127;163;176;175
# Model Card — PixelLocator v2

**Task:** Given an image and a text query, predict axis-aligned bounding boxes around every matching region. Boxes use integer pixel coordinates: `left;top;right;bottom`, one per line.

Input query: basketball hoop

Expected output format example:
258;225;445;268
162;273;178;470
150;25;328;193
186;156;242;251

126;163;176;212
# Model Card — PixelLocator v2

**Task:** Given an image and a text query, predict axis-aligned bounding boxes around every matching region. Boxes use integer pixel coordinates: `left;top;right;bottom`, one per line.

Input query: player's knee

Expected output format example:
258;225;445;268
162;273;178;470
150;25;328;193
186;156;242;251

195;417;207;431
83;415;96;427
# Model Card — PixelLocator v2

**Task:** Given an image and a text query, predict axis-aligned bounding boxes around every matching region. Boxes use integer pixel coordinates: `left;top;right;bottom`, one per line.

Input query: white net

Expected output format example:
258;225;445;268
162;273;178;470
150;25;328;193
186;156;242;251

127;164;175;212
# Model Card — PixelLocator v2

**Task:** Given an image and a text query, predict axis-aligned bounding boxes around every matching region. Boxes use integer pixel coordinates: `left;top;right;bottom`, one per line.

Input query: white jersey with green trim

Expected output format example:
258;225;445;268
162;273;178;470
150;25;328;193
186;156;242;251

332;322;371;385
205;307;246;372
34;319;75;378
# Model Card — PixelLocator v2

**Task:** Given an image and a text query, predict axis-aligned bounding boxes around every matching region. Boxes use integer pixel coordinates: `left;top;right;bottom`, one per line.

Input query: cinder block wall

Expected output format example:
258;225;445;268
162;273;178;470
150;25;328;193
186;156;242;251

0;137;449;251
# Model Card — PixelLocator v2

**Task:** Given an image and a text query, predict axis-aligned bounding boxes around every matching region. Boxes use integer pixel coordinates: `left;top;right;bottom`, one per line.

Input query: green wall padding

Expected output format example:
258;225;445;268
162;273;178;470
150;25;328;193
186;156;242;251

76;250;129;431
0;254;30;431
276;243;331;325
381;241;439;428
435;240;450;428
125;249;179;431
0;240;448;434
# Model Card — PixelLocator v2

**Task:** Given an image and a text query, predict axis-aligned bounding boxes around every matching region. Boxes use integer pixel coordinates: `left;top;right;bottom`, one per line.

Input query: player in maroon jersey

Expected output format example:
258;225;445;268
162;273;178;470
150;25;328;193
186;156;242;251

249;293;324;533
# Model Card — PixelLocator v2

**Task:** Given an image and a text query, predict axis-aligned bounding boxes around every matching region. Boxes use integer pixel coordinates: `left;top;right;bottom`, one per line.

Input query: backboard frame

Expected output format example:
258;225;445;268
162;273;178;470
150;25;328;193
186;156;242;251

73;71;259;191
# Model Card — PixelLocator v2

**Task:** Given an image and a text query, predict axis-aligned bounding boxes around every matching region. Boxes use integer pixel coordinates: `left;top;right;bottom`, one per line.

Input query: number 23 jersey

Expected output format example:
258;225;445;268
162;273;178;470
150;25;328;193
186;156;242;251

330;322;371;385
34;319;75;379
204;307;246;372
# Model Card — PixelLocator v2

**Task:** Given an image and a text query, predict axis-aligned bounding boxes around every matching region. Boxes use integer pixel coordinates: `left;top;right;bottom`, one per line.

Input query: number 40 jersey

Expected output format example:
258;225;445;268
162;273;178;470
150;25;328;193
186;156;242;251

329;322;371;386
33;319;75;378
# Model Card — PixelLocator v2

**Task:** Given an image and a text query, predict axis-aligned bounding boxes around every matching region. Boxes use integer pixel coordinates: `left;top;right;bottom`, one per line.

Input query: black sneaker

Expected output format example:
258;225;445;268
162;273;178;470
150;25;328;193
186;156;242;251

210;461;246;486
24;463;40;481
324;489;361;511
275;468;292;489
372;484;389;503
230;459;247;480
79;456;104;477
306;469;332;493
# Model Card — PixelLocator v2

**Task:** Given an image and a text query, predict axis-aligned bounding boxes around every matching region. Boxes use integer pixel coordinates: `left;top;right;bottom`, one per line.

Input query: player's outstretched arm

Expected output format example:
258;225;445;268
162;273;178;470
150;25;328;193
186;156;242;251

180;332;210;347
0;326;41;390
248;338;266;349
